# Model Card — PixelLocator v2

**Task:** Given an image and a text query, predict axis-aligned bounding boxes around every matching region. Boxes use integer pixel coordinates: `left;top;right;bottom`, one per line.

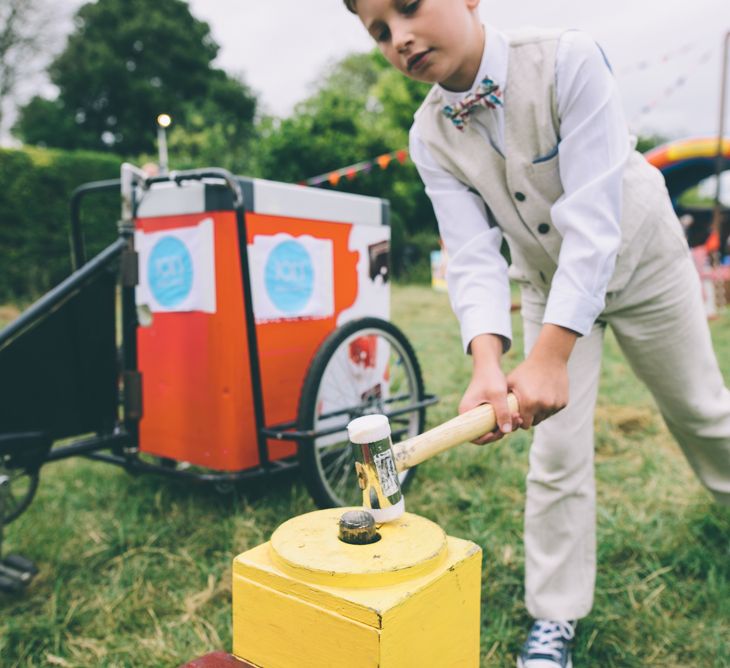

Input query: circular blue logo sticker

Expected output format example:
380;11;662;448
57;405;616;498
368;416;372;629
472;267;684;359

148;236;194;308
265;240;314;314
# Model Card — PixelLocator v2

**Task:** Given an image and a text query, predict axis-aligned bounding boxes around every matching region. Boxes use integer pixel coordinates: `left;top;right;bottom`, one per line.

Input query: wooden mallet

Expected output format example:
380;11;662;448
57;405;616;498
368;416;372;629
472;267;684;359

347;394;520;522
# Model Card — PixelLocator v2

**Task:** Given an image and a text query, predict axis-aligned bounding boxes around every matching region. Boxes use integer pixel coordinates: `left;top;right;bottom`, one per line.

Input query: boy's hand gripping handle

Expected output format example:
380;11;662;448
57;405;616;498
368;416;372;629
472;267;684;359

392;394;519;472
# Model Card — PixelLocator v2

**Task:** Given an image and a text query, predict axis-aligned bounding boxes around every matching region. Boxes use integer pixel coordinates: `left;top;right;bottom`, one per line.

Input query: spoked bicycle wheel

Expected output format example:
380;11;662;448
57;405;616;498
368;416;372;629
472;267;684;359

297;317;425;508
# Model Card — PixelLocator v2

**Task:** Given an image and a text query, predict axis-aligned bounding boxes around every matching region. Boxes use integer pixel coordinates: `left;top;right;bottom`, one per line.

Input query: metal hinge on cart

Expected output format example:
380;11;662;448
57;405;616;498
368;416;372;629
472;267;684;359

120;248;138;287
123;370;143;421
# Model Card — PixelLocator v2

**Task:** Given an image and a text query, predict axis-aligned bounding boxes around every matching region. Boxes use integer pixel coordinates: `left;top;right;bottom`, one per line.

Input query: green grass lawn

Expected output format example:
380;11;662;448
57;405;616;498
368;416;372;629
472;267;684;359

1;284;729;667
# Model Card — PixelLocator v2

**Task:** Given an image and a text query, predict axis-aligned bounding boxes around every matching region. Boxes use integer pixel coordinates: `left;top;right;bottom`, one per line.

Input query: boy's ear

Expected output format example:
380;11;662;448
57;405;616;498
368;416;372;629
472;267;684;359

465;0;481;10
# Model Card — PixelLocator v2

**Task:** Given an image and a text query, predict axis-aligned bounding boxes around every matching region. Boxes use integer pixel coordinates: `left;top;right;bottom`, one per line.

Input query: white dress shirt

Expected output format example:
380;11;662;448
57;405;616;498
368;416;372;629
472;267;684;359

410;26;631;352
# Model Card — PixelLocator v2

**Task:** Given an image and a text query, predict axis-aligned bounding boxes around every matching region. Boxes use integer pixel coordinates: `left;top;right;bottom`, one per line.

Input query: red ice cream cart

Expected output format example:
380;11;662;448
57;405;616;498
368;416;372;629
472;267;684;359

0;165;435;591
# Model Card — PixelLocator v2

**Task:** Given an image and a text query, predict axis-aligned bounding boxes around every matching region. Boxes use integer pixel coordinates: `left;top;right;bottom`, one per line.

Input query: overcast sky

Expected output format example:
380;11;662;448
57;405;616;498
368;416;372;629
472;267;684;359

22;0;730;142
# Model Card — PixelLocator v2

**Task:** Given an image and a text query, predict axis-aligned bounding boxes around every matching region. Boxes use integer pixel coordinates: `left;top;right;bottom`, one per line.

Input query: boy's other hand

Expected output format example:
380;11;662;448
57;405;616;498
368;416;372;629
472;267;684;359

506;323;577;429
506;355;569;429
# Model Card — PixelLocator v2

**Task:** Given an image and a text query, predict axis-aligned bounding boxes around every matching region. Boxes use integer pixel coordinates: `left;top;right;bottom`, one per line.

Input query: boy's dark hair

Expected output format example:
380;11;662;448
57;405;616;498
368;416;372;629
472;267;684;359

343;0;357;13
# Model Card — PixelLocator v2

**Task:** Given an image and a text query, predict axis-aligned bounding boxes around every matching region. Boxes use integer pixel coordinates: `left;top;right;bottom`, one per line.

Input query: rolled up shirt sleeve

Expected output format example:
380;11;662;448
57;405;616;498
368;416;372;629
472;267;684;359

409;126;512;353
543;30;630;335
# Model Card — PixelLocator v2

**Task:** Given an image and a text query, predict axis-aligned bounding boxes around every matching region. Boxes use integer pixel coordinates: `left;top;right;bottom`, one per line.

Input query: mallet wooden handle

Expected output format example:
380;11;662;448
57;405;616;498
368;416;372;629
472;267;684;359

393;394;519;472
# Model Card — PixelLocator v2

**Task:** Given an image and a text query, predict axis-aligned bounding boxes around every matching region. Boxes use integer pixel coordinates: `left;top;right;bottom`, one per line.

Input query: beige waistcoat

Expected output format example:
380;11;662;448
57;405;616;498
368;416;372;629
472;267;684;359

413;28;670;292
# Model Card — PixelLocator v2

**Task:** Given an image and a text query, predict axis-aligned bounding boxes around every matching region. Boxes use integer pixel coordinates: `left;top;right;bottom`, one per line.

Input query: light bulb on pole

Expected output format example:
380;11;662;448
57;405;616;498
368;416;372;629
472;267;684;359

156;113;172;175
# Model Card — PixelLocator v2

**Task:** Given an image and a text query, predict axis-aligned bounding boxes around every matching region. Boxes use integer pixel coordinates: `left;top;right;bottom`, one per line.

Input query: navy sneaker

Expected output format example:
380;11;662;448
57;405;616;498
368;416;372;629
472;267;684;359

517;619;575;668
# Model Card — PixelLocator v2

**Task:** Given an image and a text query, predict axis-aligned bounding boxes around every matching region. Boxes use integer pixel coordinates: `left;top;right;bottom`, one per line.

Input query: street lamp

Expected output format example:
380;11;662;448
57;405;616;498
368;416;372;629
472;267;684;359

156;113;172;175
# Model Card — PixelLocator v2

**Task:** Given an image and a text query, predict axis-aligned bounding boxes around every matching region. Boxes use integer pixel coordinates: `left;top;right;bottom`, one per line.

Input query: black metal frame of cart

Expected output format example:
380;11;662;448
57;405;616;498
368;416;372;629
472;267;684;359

0;167;437;556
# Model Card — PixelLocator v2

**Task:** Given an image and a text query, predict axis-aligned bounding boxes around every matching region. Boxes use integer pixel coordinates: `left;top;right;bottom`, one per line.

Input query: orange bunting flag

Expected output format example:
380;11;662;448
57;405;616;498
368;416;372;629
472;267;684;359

706;230;721;254
304;146;410;187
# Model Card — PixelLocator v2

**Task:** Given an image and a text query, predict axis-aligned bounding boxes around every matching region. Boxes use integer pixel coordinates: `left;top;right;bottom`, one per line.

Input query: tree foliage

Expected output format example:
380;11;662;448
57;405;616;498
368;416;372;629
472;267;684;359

13;0;257;157
0;0;59;137
146;73;260;174
636;134;669;154
0;146;121;300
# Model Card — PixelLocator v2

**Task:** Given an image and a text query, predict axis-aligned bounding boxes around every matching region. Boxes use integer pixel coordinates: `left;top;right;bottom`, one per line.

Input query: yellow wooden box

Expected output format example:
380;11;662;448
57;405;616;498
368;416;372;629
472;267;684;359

232;509;482;668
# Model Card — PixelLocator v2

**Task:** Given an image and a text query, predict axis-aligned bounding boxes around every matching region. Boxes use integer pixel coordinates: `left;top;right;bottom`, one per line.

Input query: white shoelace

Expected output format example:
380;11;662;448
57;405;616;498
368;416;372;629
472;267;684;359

526;620;576;660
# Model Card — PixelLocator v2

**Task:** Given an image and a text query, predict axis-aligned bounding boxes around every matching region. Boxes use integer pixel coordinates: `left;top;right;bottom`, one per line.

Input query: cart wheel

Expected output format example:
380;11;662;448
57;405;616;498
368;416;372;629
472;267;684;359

297;317;425;509
1;466;40;524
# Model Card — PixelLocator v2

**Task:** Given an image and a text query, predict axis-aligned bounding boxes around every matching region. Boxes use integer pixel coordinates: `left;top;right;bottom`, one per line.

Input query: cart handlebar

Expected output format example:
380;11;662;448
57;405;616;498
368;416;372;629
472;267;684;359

146;168;245;209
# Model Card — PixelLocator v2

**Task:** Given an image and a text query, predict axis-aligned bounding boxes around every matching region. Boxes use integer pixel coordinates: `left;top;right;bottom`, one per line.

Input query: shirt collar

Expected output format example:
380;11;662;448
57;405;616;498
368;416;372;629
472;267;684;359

439;24;508;105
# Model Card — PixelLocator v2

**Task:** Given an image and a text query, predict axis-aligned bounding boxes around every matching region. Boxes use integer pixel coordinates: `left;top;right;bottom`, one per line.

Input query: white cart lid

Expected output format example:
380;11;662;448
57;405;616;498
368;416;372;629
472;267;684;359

136;175;389;228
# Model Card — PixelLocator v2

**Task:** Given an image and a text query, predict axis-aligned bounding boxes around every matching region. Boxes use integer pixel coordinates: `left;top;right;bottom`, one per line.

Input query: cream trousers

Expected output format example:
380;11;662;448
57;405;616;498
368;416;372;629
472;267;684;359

520;214;730;621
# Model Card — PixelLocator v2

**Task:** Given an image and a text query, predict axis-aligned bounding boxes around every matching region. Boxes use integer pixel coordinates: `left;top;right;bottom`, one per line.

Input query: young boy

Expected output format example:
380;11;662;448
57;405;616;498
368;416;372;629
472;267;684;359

344;0;730;666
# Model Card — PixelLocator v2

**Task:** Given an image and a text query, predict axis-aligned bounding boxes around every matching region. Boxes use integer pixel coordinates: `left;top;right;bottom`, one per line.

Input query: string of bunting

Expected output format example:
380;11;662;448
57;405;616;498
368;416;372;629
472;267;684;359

617;40;698;77
300;148;409;187
631;48;714;125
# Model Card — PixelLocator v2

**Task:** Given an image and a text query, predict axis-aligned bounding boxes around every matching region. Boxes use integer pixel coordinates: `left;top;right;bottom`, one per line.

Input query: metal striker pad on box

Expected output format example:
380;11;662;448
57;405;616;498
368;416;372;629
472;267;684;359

231;508;482;667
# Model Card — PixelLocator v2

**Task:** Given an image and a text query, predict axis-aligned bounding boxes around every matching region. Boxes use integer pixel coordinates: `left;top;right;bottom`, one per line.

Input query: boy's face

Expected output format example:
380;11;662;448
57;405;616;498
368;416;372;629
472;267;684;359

354;0;483;91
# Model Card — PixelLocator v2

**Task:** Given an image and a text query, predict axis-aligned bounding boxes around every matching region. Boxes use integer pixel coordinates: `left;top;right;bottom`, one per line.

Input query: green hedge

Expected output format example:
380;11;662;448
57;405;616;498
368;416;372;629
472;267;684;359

0;147;122;301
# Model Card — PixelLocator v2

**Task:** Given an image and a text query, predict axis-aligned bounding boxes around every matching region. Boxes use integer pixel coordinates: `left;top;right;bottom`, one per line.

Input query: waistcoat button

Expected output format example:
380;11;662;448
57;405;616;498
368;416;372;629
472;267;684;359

515;192;526;202
538;223;550;234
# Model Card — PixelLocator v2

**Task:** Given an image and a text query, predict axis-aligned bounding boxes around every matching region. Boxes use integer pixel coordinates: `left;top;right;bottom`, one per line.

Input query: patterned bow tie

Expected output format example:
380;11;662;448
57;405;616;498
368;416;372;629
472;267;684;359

442;77;502;131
